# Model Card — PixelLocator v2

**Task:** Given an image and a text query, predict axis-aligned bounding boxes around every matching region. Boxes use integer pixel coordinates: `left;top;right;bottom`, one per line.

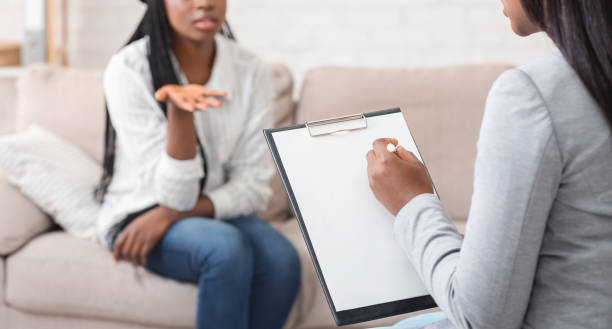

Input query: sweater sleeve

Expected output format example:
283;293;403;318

103;56;204;211
393;69;563;329
206;62;274;220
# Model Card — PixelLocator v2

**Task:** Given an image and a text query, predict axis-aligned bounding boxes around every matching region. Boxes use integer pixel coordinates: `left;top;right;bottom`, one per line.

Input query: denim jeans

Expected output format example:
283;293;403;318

369;312;447;329
144;215;301;329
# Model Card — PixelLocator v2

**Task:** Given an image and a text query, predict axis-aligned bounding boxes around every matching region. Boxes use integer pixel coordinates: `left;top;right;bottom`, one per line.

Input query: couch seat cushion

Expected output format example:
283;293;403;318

5;232;196;328
0;256;5;323
0;169;52;256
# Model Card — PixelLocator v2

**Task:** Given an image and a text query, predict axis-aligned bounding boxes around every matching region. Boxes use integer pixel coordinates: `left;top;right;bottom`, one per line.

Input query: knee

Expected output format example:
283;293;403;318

267;238;302;290
193;225;253;274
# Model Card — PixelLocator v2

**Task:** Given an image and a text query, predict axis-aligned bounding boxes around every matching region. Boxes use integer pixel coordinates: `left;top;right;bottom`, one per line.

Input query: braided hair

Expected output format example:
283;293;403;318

94;0;236;203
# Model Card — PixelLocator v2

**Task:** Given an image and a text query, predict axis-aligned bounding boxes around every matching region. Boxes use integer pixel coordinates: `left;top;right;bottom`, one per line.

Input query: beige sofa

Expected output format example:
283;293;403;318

0;62;510;329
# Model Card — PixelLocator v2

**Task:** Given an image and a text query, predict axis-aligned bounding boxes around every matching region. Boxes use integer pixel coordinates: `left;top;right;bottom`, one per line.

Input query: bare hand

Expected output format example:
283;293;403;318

155;84;227;112
112;207;178;266
366;138;434;216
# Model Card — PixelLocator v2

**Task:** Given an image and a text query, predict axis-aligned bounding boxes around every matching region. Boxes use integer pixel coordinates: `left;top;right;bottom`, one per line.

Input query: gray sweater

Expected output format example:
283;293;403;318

394;51;612;329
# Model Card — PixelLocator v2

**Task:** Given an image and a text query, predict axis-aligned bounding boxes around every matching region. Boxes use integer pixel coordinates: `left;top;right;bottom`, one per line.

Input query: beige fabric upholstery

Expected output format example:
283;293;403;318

296;65;512;222
6;231;196;328
0;169;52;256
258;63;296;223
6;308;171;329
0;76;17;135
16;65;106;164
0;257;6;324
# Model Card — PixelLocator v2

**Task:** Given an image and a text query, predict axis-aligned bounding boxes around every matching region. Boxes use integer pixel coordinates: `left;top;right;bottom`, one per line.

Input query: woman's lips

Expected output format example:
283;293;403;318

194;18;217;31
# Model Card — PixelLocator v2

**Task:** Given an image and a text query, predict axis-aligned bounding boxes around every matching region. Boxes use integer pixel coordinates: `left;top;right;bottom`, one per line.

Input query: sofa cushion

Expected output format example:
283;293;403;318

0;256;5;324
16;65;106;164
6;224;307;329
0;126;100;242
6;308;167;329
0;169;52;256
5;231;196;328
296;65;512;222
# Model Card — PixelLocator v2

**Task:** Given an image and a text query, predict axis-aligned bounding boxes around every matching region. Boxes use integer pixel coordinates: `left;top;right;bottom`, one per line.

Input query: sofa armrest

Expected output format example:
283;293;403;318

0;168;53;256
0;256;6;324
258;63;296;223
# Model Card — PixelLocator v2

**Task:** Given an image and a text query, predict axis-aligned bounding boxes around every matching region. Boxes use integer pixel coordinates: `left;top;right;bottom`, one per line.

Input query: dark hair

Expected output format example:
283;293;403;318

94;0;236;203
520;0;612;127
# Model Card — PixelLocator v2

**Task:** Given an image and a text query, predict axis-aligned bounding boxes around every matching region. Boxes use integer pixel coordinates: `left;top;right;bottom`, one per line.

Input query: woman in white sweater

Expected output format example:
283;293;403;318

368;0;612;328
94;1;300;328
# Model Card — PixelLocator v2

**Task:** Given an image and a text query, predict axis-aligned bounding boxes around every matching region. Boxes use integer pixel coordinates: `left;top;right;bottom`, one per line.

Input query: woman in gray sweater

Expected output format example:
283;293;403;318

367;0;612;328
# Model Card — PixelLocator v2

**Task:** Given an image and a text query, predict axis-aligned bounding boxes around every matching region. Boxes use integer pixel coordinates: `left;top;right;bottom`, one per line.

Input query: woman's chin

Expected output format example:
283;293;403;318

511;21;536;37
186;30;218;43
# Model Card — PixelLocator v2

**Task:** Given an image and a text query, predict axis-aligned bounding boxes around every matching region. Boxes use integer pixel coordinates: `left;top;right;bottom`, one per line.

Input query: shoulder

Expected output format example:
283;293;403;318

517;51;577;91
217;36;273;106
104;37;153;92
486;51;586;118
490;51;580;98
514;51;598;118
482;62;555;147
218;36;269;85
486;66;547;123
219;36;266;70
491;51;601;133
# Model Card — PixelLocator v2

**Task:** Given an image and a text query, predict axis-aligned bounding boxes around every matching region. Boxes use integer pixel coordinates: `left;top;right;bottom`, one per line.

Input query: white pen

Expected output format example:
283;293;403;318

386;143;397;153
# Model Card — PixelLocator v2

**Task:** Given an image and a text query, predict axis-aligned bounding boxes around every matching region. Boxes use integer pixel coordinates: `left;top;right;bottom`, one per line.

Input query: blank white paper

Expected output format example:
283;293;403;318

273;111;430;312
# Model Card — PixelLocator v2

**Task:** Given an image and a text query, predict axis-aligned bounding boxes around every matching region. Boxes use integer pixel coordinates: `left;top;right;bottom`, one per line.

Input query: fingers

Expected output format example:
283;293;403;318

113;234;126;264
204;89;228;97
154;86;170;101
194;97;222;110
194;97;209;111
204;97;222;108
372;138;398;159
122;232;138;265
136;240;150;266
396;146;419;162
156;85;226;112
184;84;227;98
170;93;195;112
366;149;376;164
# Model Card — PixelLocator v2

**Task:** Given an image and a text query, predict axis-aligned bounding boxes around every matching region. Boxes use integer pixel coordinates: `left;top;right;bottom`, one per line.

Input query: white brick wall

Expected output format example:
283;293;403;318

0;0;24;43
1;0;556;93
227;0;556;89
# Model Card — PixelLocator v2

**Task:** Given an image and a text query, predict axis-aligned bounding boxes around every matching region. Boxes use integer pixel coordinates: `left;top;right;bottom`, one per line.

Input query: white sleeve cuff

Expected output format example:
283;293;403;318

154;151;204;211
207;187;232;220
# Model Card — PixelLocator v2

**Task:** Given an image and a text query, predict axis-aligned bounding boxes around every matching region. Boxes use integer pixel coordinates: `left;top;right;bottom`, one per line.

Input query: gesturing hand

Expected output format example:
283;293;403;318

155;84;227;112
366;138;434;217
113;207;178;266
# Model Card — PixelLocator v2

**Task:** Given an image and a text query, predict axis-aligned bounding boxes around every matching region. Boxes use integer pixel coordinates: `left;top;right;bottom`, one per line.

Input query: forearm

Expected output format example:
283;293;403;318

166;104;197;160
161;196;216;224
180;196;215;219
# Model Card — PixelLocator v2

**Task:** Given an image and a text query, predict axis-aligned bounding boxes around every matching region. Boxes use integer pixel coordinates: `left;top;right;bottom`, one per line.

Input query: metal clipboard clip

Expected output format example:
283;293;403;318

305;113;368;137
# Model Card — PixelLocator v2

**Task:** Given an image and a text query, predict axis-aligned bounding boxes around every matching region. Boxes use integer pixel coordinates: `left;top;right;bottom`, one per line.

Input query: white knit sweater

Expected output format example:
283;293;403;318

97;35;274;249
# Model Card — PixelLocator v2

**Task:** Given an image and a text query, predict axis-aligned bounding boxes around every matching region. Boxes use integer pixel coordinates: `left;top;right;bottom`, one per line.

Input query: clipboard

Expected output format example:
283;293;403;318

263;108;437;326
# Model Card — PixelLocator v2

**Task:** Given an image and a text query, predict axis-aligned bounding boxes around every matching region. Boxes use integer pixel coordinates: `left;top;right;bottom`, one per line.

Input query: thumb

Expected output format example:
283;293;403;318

155;86;169;101
396;146;417;162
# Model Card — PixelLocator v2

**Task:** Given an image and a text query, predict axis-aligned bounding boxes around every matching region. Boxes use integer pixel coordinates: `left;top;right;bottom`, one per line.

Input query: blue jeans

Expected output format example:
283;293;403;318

144;215;301;329
369;312;447;329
